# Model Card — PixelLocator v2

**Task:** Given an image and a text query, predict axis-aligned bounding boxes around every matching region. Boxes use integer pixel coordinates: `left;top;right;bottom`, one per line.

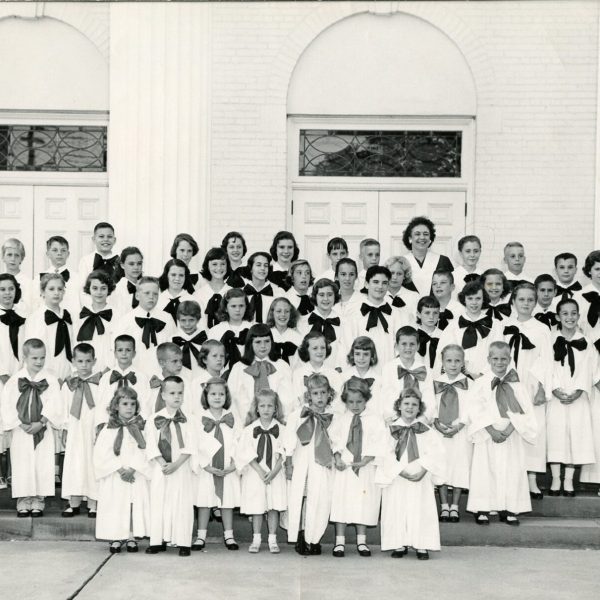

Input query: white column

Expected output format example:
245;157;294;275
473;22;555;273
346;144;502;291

108;3;211;275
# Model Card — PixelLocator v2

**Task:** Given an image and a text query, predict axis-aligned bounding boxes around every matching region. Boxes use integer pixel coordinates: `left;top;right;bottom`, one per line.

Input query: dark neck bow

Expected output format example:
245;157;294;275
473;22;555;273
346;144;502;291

417;329;439;369
553;336;587;377
155;410;187;463
355;376;374;388
205;293;223;329
463;272;481;285
93;253;119;277
109;370;137;387
173;332;207;370
360;302;392;333
40;269;70;283
487;303;511;322
458;315;492;350
126;280;140;309
391;295;406;309
17;378;49;448
149;375;165;412
135;314;166;349
0;309;25;359
503;325;535;367
202;413;235;502
534;310;557;330
296;294;314;316
77;306;112;341
44;309;72;361
163;297;181;323
390;421;429;462
253;424;279;469
184;273;198;295
221;329;248;367
433;378;468;426
491;369;524;418
297;406;333;467
244;360;276;395
437;308;454;331
226;269;246;289
397;365;427;390
107;414;146;456
307;312;340;344
66;373;102;419
244;284;273;323
346;414;363;476
582;291;600;328
271;340;297;364
556;281;582;302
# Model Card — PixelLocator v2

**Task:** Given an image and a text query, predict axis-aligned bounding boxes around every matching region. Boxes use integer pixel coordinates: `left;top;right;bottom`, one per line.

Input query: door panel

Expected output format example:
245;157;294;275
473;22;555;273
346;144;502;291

0;185;35;275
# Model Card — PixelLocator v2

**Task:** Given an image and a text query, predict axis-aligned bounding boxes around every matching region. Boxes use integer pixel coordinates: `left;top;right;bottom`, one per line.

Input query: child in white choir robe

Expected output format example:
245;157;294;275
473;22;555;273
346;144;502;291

110;247;143;316
74;270;116;373
1;338;63;516
267;297;302;368
316;237;348;282
243;251;284;324
61;343;104;517
376;387;445;560
1;238;34;315
335;258;360;312
436;281;500;379
431;270;462;332
553;252;582;305
481;269;513;324
94;386;151;554
433;345;473;523
193;248;232;328
292;331;342;413
330;377;385;558
452;235;484;292
299;278;343;370
24;273;73;382
503;242;535;289
501;282;552;497
208;288;254;370
356;238;380;291
171;300;208;380
268;230;299;291
190;340;227;414
467;342;537;524
548;299;598;495
380;326;435;424
95;335;151;427
575;250;600;339
77;222;120;289
221;231;248;288
284;259;315;317
193;377;241;552
156;259;194;326
227;323;293;421
533;274;559;331
145;376;195;556
416;296;442;370
284;373;336;555
236;389;287;554
170;232;201;292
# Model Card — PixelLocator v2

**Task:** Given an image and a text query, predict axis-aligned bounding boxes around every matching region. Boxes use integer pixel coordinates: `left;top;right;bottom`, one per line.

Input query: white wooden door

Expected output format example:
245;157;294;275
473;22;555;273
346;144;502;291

0;185;35;275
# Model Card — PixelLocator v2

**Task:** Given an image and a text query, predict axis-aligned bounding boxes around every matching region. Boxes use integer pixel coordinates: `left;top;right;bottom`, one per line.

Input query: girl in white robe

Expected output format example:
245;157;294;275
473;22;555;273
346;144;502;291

243;252;284;324
193;247;232;329
1;238;33;315
171;300;209;380
283;260;314;318
189;340;226;416
94;387;151;553
481;269;513;324
156;259;194;326
267;297;302;369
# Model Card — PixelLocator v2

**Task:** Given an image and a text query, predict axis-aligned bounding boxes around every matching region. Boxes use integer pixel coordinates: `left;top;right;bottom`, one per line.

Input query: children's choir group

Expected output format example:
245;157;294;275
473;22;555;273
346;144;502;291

1;217;600;560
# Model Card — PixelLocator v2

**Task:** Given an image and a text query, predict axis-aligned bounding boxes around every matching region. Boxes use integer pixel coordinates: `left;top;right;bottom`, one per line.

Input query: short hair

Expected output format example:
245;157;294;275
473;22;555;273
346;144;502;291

157;342;182;362
120;246;143;263
359;238;380;252
269;231;300;262
137;275;159;288
83;269;116;295
488;340;511;356
244;389;286;427
200;247;232;281
246;251;273;277
510;281;537;305
198;340;225;369
327;237;348;254
554;252;577;267
73;342;95;359
108;386;139;420
402;216;436;250
303;373;335;406
384;256;413;284
288;259;314;288
94;222;115;235
365;265;391;283
161;374;184;393
504;241;525;254
46;235;69;250
221;231;248;257
393;386;425;417
432;269;454;285
534;274;556;289
440;344;465;361
583;251;600;279
200;376;232;410
177;300;202;321
480;268;511;298
556;298;579;315
40;272;65;292
217;288;248;322
457;281;490;308
311;278;340;306
241;323;273;365
2;238;25;259
417;295;440;313
395;325;419;344
158;259;192;291
266;297;300;329
457;235;481;252
23;338;45;357
335;257;358;278
346;336;378;366
114;334;136;351
341;376;372;403
170;233;199;259
0;273;20;304
298;331;332;362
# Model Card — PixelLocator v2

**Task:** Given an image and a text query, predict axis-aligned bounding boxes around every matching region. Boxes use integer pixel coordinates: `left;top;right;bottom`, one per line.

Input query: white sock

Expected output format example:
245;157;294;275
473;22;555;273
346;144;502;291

197;529;207;540
224;529;234;540
356;534;366;545
268;534;277;544
564;466;575;491
528;473;541;493
450;504;459;511
252;533;261;544
335;536;345;546
550;464;561;489
441;503;450;511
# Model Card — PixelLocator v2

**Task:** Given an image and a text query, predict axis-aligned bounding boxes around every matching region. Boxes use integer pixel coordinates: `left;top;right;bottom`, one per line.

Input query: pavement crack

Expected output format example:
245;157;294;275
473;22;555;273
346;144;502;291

66;552;114;600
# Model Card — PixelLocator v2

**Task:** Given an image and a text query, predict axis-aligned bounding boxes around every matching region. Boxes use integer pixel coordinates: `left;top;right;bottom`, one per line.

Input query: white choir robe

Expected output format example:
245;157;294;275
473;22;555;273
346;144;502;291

146;408;196;547
283;408;334;544
466;372;537;515
244;282;285;324
207;320;253;368
24;306;73;381
61;373;105;501
376;417;445;552
339;366;383;416
574;284;600;339
503;270;535;287
299;307;344;370
547;332;597;465
329;410;386;526
171;325;209;379
533;305;559;333
0;306;25;377
291;362;343;414
380;356;436;424
501;316;552;473
110;277;140;317
387;289;419;324
581;385;600;483
78;251;119;284
338;292;361;317
113;307;175;373
341;299;409;369
235;418;287;514
193;282;231;328
284;286;314;314
227;358;294;422
403;251;452;296
72;302;116;373
13;271;35;316
193;408;241;508
452;265;484;291
315;267;335;282
156;289;194;327
270;326;302;370
1;368;63;498
432;373;474;489
93;422;151;541
33;265;82;318
189;369;225;418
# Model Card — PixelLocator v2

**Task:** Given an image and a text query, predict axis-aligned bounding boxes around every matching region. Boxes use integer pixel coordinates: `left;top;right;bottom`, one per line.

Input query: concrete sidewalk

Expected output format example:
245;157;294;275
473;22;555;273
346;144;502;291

0;542;598;600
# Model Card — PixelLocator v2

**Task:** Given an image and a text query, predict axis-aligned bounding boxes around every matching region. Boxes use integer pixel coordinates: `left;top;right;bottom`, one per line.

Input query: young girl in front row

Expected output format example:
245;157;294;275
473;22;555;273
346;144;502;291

194;377;241;552
236;389;287;554
94;387;151;554
330;377;385;558
284;373;336;556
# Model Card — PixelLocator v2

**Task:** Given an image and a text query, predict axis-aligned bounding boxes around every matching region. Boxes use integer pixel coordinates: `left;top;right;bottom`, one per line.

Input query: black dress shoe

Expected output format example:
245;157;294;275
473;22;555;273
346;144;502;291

294;531;310;555
191;539;206;551
475;512;490;525
87;510;97;519
16;509;31;518
498;510;507;522
548;489;561;496
109;541;122;554
391;547;407;558
357;544;371;557
145;542;167;554
126;541;138;553
224;538;239;551
332;544;345;558
61;506;81;518
178;546;191;557
308;543;322;555
30;509;43;518
529;492;543;500
562;490;576;497
416;550;430;560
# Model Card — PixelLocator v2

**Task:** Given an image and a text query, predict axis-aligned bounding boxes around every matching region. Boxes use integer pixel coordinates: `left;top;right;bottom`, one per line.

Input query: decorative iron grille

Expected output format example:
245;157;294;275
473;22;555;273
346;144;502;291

0;125;107;172
299;129;461;177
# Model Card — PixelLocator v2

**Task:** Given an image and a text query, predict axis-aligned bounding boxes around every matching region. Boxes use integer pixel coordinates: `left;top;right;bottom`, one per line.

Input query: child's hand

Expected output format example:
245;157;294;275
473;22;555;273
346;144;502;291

533;385;547;406
118;467;135;483
204;466;223;477
400;467;427;481
486;426;506;443
61;430;68;446
284;463;293;481
20;423;32;434
162;463;179;475
561;390;582;404
334;456;347;471
433;419;449;434
263;470;276;484
28;422;44;435
222;460;236;476
443;426;458;438
0;374;10;385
